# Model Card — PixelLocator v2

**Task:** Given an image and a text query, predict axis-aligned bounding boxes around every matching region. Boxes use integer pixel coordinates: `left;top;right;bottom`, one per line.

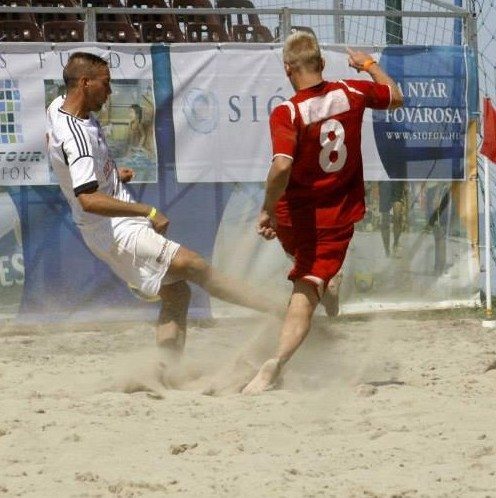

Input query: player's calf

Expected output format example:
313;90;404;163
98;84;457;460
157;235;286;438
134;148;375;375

156;280;191;352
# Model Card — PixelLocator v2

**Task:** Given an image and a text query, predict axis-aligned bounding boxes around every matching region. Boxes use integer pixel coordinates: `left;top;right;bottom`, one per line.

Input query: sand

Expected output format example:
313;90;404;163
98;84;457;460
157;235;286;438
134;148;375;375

1;310;496;498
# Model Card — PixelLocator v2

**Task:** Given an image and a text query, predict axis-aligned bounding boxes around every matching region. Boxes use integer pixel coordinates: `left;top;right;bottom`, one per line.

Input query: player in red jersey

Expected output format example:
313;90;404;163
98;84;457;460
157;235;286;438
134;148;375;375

242;32;403;394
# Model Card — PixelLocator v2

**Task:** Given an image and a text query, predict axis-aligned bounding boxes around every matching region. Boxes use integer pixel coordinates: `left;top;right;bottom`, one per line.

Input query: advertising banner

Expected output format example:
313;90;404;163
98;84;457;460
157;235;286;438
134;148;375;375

0;44;158;186
0;44;474;186
171;44;474;183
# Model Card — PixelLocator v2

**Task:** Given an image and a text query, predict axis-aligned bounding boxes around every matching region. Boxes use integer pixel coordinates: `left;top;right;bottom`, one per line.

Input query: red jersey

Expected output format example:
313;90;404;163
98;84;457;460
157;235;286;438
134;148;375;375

270;79;391;227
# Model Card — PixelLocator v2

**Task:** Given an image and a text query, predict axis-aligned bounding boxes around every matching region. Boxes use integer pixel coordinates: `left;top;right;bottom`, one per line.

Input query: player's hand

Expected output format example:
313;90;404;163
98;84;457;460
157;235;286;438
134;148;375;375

257;210;277;240
118;167;135;183
151;211;170;234
347;48;376;72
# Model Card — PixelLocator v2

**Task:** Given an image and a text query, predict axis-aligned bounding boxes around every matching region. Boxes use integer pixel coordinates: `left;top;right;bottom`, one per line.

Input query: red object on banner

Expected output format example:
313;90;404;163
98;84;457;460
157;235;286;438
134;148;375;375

481;97;496;163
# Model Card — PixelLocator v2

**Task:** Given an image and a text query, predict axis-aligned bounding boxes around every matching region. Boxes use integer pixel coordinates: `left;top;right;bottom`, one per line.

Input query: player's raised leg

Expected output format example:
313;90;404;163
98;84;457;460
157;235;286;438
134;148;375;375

167;246;284;316
242;279;319;394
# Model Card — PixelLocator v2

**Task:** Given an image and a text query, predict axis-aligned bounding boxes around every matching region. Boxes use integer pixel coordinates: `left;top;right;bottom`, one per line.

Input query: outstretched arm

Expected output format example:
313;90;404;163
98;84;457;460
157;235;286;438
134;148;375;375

347;48;404;109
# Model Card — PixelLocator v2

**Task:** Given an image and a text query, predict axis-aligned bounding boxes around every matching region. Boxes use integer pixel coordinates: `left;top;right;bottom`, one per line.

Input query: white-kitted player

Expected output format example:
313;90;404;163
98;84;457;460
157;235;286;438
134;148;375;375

46;51;281;353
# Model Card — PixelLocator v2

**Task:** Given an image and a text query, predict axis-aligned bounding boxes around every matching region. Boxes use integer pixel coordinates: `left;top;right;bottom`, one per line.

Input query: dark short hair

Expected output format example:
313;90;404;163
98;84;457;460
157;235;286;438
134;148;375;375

63;52;108;90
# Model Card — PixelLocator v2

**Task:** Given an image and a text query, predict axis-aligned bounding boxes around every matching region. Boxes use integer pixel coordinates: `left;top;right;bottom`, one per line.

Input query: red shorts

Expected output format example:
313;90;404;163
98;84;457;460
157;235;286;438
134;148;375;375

276;223;354;297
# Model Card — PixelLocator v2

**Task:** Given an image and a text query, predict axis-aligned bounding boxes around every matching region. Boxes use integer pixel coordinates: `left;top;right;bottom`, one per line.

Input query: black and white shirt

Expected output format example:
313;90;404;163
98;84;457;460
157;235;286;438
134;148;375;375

46;96;132;229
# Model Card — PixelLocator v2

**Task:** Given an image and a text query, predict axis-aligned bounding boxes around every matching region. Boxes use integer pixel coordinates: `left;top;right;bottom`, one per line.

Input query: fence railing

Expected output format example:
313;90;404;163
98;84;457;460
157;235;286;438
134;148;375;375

0;5;474;46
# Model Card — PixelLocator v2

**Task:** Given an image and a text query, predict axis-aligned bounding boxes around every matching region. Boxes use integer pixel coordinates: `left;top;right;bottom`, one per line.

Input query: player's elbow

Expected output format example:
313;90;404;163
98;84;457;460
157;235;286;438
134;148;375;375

272;156;293;176
78;193;97;213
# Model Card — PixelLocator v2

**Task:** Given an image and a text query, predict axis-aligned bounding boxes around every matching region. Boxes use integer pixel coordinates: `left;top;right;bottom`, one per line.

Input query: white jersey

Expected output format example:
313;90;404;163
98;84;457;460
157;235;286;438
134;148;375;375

46;96;132;229
45;96;181;296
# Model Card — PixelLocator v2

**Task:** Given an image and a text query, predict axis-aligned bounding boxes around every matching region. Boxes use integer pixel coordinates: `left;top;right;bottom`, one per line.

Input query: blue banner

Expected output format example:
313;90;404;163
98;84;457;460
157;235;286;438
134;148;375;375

373;46;471;180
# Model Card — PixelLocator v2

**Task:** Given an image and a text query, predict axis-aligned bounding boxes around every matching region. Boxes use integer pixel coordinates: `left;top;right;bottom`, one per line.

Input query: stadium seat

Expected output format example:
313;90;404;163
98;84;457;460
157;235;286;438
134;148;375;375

0;19;43;40
173;0;230;41
0;0;36;23
0;21;43;42
127;0;183;40
96;20;139;42
172;0;223;31
82;0;129;23
31;0;80;26
217;0;273;41
185;21;229;42
42;19;84;41
139;20;184;42
217;0;259;26
232;23;273;42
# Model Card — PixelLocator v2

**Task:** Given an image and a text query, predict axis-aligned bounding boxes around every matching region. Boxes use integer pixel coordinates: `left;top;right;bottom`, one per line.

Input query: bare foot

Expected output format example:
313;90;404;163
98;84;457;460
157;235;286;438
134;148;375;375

242;358;281;395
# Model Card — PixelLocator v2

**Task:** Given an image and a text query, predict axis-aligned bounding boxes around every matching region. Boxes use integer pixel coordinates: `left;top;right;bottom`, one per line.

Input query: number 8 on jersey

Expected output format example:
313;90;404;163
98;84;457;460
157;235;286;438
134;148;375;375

319;118;347;173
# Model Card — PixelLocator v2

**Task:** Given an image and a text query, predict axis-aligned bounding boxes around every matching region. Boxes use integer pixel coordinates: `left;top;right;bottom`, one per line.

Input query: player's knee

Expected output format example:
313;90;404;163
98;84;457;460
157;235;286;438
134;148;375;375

170;248;210;283
186;256;210;284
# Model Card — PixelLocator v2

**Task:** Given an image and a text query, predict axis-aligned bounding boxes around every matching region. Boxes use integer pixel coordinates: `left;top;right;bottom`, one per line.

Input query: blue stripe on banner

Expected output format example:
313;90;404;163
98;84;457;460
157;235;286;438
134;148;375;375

465;45;479;118
151;44;174;211
151;47;173;165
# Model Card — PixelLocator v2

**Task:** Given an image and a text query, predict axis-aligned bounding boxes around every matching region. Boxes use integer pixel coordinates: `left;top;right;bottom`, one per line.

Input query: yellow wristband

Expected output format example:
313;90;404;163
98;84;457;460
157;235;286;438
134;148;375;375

362;59;377;71
146;207;157;220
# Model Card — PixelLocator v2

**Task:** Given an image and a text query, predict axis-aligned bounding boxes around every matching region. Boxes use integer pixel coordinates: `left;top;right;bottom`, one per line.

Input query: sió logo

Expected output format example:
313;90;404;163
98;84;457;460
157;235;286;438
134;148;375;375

0;80;22;145
181;88;219;134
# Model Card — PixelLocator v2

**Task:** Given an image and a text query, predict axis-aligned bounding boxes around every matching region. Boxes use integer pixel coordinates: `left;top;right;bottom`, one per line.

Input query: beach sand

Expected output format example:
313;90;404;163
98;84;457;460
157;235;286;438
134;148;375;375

1;310;496;497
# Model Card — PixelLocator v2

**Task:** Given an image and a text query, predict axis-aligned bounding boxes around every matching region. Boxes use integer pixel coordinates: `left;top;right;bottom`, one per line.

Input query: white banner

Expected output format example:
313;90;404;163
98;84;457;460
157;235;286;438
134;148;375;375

171;45;390;183
0;44;156;186
0;44;471;185
171;44;471;183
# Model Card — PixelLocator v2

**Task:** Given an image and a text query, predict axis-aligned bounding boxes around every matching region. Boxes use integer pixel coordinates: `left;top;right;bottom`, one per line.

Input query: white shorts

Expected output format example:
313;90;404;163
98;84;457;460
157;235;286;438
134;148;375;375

80;217;181;297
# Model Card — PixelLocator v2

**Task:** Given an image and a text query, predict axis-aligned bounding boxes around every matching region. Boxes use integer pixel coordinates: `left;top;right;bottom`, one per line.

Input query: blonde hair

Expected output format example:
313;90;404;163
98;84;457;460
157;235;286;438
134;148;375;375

283;31;323;72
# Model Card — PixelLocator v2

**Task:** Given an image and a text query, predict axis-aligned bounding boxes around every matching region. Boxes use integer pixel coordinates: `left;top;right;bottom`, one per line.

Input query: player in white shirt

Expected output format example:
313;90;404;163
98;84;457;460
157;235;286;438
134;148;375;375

46;52;281;353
